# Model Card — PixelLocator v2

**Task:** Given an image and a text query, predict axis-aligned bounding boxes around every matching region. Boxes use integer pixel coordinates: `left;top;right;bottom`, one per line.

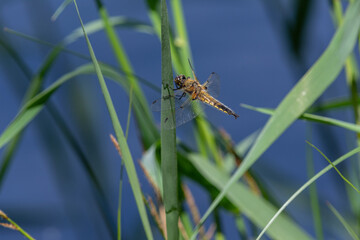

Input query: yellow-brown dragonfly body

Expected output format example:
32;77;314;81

174;74;239;119
152;62;239;128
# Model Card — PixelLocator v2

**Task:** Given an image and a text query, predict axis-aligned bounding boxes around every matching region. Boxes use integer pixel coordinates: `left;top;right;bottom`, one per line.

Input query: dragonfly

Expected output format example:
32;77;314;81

152;61;239;129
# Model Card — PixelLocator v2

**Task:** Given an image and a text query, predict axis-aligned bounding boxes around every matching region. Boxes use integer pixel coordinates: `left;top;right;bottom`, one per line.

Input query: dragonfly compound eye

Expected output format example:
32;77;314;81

175;74;186;86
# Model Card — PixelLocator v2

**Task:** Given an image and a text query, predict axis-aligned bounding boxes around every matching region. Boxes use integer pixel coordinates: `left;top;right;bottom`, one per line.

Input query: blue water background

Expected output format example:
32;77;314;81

0;0;357;239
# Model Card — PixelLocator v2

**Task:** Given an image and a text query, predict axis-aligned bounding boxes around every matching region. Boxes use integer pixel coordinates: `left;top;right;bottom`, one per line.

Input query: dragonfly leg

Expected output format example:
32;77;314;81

179;92;186;100
180;97;192;109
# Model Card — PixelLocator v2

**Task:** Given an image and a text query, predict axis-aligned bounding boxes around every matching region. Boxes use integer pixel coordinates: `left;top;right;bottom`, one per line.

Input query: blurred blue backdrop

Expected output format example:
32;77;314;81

0;0;356;239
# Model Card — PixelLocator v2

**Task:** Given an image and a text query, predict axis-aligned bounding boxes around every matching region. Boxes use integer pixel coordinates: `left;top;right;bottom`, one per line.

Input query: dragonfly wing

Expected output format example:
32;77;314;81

151;98;162;111
151;90;201;129
203;72;220;98
163;99;202;129
151;89;186;112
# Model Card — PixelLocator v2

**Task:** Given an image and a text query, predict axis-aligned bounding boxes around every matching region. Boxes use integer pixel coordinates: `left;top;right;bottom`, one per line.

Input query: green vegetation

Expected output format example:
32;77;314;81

1;0;360;239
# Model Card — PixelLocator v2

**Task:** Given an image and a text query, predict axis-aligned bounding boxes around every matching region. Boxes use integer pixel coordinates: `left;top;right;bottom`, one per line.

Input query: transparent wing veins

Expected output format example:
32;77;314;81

203;72;220;98
151;90;203;129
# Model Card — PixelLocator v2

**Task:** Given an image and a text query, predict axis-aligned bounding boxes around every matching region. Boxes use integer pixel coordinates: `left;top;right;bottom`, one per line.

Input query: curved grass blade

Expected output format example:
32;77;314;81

327;202;360;240
3;10;158;238
0;48;29;183
144;0;185;74
51;0;72;21
72;1;153;239
9;27;160;148
0;64;86;149
0;38;32;78
0;64;143;238
0;210;35;240
331;1;360;124
117;85;134;240
5;16;160;148
64;16;154;44
187;154;312;240
0;64;150;237
190;2;360;238
2;10;159;172
0;45;63;185
113;86;134;240
241;103;360;133
160;0;178;238
6;27;161;94
306;125;323;240
93;0;158;149
0;63;147;150
170;0;193;71
331;0;360;225
307;141;360;194
0;36;117;236
309;97;358;113
255;145;360;240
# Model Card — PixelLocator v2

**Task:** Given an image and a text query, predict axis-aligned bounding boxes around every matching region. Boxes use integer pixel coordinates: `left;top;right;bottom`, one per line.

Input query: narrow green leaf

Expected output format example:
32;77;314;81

327;202;360;240
306;97;356;113
1;35;116;236
7;27;162;94
0;63;147;150
95;2;158;149
66;12;161;108
66;2;154;238
306;125;323;240
51;0;73;21
64;16;154;44
141;144;163;195
144;0;185;74
331;0;360;224
307;141;360;194
6;14;159;149
0;65;84;149
180;213;193;237
241;104;360;133
117;86;134;240
0;65;131;238
170;0;193;70
160;0;178;239
235;216;247;240
255;146;360;240
0;210;35;240
191;2;360;237
0;38;32;78
0;45;62;186
187;154;312;240
3;6;158;238
331;0;360;104
6;18;160;149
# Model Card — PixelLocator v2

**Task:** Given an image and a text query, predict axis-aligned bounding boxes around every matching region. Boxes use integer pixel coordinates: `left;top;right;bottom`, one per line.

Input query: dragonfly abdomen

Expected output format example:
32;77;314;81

200;93;239;119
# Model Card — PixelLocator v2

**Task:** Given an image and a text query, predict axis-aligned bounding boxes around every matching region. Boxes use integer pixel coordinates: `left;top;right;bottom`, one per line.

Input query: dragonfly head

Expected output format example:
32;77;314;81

174;74;187;88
